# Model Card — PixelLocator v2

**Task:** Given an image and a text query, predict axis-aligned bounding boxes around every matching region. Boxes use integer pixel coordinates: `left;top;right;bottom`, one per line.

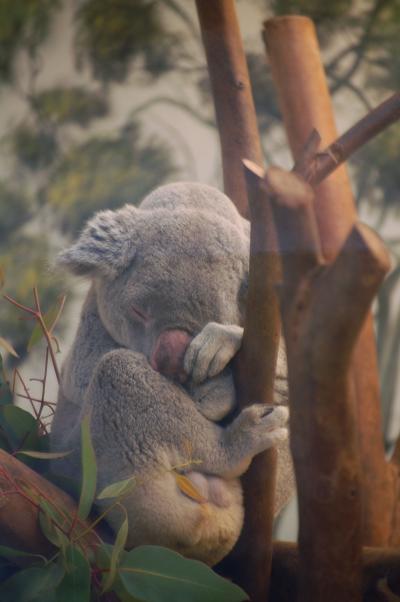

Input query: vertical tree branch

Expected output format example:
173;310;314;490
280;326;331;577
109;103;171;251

195;2;281;599
263;15;394;547
195;0;263;217
264;166;390;601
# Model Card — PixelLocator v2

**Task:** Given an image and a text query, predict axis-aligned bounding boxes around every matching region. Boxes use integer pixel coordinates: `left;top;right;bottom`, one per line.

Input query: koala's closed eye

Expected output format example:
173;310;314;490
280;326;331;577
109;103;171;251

131;304;151;324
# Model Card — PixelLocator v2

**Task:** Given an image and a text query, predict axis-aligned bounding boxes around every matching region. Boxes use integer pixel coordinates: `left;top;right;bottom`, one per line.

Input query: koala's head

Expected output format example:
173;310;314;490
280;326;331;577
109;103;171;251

58;182;249;360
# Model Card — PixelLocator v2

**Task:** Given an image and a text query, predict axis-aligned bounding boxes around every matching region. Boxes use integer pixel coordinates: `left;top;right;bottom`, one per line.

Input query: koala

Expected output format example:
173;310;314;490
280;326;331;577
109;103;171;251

50;182;293;566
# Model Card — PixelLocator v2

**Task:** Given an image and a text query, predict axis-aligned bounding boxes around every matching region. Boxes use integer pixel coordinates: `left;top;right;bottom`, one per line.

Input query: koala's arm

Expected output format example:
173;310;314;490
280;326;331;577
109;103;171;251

184;323;289;405
78;349;287;485
184;322;243;384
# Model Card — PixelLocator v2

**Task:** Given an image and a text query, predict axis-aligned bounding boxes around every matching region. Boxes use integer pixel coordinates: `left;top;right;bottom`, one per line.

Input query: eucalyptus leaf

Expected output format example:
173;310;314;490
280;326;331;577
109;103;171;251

0;354;13;406
39;499;69;550
30;592;58;602
97;475;136;500
0;337;18;357
56;544;90;602
78;415;97;520
102;512;129;592
17;449;72;460
112;574;143;602
0;561;64;602
0;404;39;450
0;544;46;564
118;545;248;602
94;542;113;570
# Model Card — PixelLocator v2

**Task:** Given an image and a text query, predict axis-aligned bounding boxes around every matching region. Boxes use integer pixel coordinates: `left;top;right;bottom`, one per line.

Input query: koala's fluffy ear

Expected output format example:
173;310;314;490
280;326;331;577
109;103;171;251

57;205;138;278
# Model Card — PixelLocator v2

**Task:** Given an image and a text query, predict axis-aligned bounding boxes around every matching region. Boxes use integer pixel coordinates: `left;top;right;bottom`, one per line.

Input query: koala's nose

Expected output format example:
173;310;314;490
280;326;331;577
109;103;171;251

150;329;192;382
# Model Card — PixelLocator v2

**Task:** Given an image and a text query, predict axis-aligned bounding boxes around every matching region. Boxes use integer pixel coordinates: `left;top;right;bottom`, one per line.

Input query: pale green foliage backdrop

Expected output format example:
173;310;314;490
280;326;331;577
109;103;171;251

0;0;399;439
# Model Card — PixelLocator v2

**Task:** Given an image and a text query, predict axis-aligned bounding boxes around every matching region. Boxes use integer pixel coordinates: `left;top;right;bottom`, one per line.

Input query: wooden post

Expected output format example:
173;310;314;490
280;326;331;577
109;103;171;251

195;2;282;599
263;165;390;601
263;15;394;547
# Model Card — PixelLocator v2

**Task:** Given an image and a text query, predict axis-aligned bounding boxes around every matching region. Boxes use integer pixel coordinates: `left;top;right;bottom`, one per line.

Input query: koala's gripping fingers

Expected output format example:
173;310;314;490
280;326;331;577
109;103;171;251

230;404;289;457
184;322;243;384
238;404;288;430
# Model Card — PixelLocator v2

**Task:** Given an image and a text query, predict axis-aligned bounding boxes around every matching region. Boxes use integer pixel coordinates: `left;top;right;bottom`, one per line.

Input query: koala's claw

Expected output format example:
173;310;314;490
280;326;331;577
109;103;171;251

184;322;243;384
231;404;289;456
239;404;288;428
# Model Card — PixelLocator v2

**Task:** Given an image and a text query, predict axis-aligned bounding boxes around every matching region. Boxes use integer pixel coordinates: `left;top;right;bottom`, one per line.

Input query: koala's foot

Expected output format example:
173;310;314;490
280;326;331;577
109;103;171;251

184;322;243;384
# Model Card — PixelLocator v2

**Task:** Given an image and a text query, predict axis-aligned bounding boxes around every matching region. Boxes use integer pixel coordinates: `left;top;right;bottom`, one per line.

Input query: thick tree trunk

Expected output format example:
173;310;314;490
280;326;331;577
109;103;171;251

263;14;394;548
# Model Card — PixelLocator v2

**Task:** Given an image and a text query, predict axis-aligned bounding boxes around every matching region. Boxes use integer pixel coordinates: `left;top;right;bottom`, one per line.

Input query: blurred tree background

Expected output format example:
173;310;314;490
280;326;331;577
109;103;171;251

0;0;398;441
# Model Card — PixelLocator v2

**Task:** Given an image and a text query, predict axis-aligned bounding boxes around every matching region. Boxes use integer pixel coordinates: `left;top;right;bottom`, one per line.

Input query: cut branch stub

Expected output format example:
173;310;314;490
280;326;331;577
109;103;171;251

225;161;281;601
307;92;400;186
237;160;281;406
263;166;324;300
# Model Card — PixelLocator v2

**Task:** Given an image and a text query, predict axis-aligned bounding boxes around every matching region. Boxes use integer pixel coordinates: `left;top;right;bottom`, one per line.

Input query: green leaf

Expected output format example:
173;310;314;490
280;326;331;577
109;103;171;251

94;542;113;569
112;574;143;602
0;544;46;564
30;592;58;602
17;449;72;460
0;562;64;602
27;296;64;351
56;544;90;602
97;476;136;500
118;545;248;602
0;354;13;406
39;499;69;550
0;337;19;358
102;512;129;592
0;405;39;451
78;415;97;520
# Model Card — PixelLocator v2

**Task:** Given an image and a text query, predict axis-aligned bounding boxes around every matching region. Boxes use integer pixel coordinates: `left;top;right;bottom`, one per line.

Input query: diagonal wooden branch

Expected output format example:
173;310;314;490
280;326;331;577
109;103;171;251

264;165;391;602
0;450;99;558
301;93;400;186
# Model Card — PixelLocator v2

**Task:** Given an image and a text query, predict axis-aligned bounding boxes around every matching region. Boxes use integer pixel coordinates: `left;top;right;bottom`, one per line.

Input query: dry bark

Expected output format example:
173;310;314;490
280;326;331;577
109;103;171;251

0;449;98;557
195;0;263;218
263;14;395;548
264;165;391;601
271;541;400;602
195;3;281;599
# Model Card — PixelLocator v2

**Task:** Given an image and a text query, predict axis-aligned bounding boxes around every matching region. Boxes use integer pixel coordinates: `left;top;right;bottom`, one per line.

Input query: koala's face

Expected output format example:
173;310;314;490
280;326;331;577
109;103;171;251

58;183;250;363
95;209;248;359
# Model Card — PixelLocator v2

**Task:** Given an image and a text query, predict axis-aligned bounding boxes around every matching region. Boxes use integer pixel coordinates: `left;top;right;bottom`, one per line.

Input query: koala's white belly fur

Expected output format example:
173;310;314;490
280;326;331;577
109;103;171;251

102;468;244;566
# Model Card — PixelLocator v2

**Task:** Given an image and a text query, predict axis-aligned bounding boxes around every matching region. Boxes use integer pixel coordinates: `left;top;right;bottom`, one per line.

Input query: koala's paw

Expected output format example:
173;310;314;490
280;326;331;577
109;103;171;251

234;404;289;454
183;322;243;384
191;369;236;421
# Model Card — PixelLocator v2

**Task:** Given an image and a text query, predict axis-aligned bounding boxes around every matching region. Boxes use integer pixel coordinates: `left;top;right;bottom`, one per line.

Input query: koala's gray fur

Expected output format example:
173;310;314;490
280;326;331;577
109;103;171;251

51;182;294;566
